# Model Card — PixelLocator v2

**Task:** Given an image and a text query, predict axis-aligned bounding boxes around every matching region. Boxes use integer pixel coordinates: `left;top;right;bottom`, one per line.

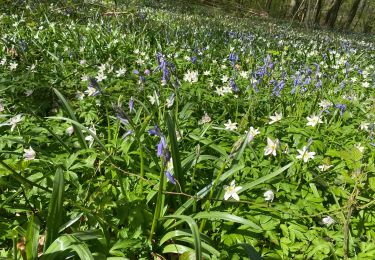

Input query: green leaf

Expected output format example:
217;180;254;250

46;116;110;156
369;177;375;192
26;215;40;260
163;215;202;260
164;164;245;228
193;211;262;231
239;162;293;193
44;168;64;250
53;88;88;149
234;243;262;260
58;213;84;233
42;235;93;260
165;111;183;189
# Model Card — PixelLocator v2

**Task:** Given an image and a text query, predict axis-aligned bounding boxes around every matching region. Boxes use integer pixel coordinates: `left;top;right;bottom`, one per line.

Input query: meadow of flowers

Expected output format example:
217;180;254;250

0;1;375;259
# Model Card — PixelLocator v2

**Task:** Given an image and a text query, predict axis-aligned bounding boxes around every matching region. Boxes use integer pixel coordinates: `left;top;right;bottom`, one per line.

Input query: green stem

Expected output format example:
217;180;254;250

13;236;17;260
149;161;165;242
139;144;145;194
199;159;228;232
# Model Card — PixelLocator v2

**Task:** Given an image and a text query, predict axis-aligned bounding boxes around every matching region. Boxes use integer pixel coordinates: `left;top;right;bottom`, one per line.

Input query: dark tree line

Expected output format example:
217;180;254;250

195;0;374;33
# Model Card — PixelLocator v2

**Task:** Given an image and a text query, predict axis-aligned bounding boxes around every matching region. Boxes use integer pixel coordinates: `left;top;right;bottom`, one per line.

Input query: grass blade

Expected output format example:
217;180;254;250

53;88;88;149
163;215;202;260
25;215;40;260
165;111;183;190
42;235;93;260
44;168;64;250
239;162;294;194
163;164;245;228
46;116;110;156
193;211;262;231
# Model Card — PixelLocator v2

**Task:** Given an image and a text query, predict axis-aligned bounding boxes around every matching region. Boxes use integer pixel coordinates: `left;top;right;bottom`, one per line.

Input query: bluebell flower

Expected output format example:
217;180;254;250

335;104;347;116
88;77;101;96
165;171;176;185
229;79;238;92
19;39;28;52
129;97;134;112
122;130;133;139
148;125;161;136
191;56;197;64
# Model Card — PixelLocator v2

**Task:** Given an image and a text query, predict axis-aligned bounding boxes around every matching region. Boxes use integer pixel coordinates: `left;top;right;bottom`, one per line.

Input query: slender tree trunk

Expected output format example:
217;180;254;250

266;0;273;12
324;0;345;28
304;0;314;27
353;0;366;30
288;0;302;18
344;0;361;30
314;0;324;24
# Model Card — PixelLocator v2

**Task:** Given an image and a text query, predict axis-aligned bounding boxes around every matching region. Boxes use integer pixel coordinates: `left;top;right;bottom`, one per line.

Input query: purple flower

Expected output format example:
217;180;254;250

148;125;161;136
335;104;347;116
230;79;238;92
122;130;133;139
129;97;134;112
166;171;176;184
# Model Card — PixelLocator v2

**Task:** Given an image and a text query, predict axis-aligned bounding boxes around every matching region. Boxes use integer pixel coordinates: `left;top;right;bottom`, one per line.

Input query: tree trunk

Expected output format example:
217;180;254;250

266;0;273;12
288;0;301;18
344;0;361;30
314;0;324;24
324;0;345;28
304;0;314;27
353;0;366;30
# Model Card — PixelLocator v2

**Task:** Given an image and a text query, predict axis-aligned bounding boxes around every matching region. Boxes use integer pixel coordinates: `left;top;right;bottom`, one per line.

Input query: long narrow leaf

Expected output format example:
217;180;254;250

164;164;244;228
26;215;40;260
239;162;294;193
42;235;93;260
44;168;64;250
53;88;88;149
193;211;262;231
165;112;183;189
163;215;202;260
46;116;110;156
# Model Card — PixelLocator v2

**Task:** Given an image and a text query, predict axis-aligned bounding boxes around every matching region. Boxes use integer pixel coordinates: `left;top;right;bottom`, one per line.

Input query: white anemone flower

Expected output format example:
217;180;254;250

183;70;198;83
296;146;315;162
264;137;279;156
245;127;260;142
264;190;274;202
306;114;323;127
318;164;333;171
85;125;97;148
23;147;36;160
360;122;369;131
224;119;237;131
85;86;98;97
322;216;335;226
354;143;365;153
66;126;74;135
0;114;23;132
224;180;242;201
269;112;282;124
198;112;211;125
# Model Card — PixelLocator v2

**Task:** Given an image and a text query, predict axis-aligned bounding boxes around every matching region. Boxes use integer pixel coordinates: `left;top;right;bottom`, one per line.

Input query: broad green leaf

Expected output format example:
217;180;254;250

239;162;293;193
193;211;262;231
164;164;245;228
163;215;202;260
26;215;40;260
53;88;88;149
165;111;183;189
44;168;64;250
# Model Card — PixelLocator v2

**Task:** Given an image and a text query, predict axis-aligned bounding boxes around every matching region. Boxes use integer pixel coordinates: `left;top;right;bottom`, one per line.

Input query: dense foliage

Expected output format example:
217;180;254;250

0;1;374;259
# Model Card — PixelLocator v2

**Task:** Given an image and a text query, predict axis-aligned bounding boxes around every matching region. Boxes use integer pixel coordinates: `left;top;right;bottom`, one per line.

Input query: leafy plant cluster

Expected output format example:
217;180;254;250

0;1;374;259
